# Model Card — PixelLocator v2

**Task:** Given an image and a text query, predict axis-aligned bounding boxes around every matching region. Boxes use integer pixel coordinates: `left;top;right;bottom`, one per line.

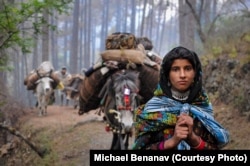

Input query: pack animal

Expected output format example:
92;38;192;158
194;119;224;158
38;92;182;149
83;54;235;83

35;77;54;116
64;76;83;109
99;69;141;150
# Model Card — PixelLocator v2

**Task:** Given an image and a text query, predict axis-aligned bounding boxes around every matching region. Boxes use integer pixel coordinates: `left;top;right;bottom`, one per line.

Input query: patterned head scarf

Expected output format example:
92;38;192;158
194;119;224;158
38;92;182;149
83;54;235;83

132;47;230;150
159;46;202;103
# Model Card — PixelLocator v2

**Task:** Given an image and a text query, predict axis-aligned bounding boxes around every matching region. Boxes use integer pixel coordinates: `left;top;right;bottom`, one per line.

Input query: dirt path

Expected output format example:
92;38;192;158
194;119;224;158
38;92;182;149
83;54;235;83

17;105;125;166
11;102;250;166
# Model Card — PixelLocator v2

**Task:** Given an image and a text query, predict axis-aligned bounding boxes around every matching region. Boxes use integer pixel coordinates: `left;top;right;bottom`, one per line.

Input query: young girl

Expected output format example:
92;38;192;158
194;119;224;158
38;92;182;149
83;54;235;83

132;46;229;150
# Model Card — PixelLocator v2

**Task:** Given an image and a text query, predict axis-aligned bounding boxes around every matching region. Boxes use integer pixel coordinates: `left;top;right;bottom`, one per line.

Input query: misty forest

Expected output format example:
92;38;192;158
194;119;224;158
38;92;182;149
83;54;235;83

0;0;248;105
0;0;250;165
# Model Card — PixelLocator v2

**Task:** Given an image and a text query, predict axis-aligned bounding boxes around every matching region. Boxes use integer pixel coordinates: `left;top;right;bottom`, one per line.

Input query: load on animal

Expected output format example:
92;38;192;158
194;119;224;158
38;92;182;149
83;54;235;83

78;32;162;149
64;73;85;109
79;32;162;114
24;61;60;116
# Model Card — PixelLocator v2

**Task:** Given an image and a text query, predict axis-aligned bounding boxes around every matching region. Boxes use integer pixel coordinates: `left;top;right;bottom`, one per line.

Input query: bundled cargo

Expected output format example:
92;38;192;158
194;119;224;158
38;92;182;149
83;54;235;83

24;61;60;90
36;61;54;76
100;49;147;65
79;67;115;113
24;70;39;90
136;64;160;103
105;32;137;50
78;33;162;114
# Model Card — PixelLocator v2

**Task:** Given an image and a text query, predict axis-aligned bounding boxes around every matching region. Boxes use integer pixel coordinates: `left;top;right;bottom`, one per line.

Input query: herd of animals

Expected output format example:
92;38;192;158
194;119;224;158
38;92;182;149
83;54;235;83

24;61;85;116
23;33;162;150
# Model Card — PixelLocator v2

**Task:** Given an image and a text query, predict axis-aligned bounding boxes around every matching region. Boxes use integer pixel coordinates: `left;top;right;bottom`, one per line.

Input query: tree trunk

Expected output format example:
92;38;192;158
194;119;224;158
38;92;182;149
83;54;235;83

42;9;50;62
140;0;147;36
51;10;59;70
69;0;80;74
179;0;195;50
130;0;136;34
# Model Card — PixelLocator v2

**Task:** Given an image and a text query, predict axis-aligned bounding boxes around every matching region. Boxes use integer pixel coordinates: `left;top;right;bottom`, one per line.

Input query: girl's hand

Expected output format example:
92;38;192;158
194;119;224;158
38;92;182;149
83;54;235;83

173;114;190;141
178;113;200;147
177;113;194;137
163;116;189;149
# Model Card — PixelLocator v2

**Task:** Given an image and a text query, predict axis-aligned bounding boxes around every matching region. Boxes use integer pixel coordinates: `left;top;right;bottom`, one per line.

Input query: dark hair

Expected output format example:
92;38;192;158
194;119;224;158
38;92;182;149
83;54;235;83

159;46;202;103
136;37;153;50
162;47;199;79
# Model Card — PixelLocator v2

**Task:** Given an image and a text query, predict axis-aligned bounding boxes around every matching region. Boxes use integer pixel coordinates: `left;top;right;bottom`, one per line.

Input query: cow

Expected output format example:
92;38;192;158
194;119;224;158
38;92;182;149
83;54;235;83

64;74;84;109
35;77;54;116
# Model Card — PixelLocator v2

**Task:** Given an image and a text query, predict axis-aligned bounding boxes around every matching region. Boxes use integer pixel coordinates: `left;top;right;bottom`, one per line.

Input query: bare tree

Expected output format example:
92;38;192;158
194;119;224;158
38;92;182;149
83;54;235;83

130;0;136;34
51;10;59;70
178;0;195;50
115;0;122;32
79;0;85;70
42;9;50;62
100;0;109;51
63;19;69;67
69;0;80;74
87;0;92;67
140;0;148;36
123;0;128;32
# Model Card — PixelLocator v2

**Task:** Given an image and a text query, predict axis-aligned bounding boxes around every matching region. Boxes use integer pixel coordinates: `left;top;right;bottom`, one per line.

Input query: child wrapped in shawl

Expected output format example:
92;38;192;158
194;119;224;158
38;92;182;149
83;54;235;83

132;46;229;150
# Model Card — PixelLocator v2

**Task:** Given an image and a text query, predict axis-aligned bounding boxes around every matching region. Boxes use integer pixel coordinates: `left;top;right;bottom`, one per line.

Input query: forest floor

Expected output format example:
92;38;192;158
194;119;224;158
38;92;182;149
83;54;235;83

10;104;135;166
5;101;250;166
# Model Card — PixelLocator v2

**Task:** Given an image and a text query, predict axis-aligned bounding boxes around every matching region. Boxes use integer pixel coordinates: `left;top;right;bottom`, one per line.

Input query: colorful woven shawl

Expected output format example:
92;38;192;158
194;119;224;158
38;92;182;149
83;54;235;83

132;85;229;150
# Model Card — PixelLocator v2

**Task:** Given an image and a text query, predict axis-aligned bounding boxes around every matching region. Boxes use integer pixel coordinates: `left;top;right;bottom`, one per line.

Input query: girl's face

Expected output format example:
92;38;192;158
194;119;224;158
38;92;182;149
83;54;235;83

169;59;195;92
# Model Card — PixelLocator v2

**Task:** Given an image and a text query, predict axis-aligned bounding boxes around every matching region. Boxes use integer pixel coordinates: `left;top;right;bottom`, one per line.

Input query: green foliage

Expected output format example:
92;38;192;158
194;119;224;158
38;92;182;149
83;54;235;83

229;47;237;58
206;13;250;57
0;0;73;71
242;33;250;42
211;46;222;57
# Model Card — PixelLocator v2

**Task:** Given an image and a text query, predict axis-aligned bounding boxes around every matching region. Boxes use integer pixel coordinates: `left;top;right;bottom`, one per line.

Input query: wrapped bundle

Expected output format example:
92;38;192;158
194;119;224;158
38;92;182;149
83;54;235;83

105;32;136;50
24;70;39;90
78;64;160;114
36;61;54;77
100;49;146;65
24;61;60;90
78;33;161;114
79;67;114;113
49;72;60;89
137;64;160;103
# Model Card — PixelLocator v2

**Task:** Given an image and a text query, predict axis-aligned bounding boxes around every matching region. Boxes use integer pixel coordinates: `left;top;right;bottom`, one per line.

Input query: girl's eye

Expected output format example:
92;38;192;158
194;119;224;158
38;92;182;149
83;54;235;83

185;66;193;71
171;67;179;72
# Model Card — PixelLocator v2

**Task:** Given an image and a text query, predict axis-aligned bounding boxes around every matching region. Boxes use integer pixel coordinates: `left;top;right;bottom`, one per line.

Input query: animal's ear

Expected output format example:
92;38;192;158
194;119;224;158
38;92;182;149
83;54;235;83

49;78;54;82
35;79;41;84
